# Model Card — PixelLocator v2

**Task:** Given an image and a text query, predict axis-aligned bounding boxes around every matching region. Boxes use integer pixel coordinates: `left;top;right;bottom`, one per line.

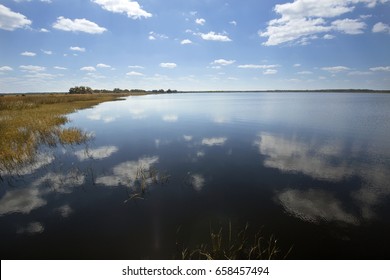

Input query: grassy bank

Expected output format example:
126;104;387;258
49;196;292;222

0;93;129;173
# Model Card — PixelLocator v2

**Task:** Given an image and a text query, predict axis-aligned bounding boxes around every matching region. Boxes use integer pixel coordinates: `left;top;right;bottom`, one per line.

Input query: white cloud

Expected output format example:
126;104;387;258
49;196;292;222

297;71;313;75
202;137;227;146
39;28;49;32
322;66;350;73
212;59;235;66
180;39;193;45
70;46;86;52
199;31;232;42
54;66;67;70
126;71;144;76
21;51;36;56
0;4;32;31
97;63;111;68
128;65;144;69
195;18;206;25
323;34;335;39
92;0;152;19
75;146;118;161
370;66;390;71
183;135;193;141
372;22;390;34
229;20;237;26
148;31;168;40
160;62;177;69
80;66;96;71
331;18;366;34
19;65;45;72
263;69;278;75
260;0;383;46
238;64;279;69
53;16;107;34
41;50;52;55
0;66;13;71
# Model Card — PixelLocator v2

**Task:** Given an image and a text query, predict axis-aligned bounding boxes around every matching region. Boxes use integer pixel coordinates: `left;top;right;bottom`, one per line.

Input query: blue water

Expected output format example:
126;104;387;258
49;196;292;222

1;92;390;259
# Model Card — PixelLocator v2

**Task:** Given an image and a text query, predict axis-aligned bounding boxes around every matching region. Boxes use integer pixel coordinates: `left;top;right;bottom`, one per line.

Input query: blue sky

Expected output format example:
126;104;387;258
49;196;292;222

0;0;389;92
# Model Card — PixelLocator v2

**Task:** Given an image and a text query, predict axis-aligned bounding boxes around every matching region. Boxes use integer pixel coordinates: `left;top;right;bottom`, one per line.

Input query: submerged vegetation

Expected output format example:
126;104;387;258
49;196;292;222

0;93;130;173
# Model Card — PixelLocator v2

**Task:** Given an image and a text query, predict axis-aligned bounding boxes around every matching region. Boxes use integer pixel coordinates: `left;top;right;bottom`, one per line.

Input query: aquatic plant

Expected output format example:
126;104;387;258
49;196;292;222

177;222;293;260
0;93;128;174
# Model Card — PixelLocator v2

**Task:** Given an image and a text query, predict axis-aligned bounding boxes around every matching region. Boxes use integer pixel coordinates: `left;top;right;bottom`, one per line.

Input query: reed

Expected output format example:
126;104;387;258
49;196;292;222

177;222;293;260
0;93;128;173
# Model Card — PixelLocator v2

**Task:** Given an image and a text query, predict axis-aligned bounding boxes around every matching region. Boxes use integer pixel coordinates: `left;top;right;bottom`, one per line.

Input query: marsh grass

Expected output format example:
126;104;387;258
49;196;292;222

177;222;293;260
0;93;128;173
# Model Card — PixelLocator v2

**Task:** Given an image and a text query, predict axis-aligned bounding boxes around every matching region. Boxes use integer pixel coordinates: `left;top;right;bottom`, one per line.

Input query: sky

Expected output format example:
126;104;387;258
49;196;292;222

0;0;390;92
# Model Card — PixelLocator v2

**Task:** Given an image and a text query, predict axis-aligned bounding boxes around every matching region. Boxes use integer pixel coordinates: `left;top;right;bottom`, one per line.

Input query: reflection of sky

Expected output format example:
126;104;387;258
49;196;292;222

255;132;390;224
96;156;159;188
2;92;390;257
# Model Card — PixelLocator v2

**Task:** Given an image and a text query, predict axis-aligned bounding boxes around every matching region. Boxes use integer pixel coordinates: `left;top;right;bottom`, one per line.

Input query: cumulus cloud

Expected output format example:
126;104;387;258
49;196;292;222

160;62;177;69
180;39;193;45
199;31;232;42
372;22;390;34
260;0;383;46
263;69;278;75
21;51;36;56
0;66;13;71
369;66;390;71
19;65;45;72
331;18;366;34
195;18;206;25
148;31;168;40
92;0;152;19
126;71;144;76
80;66;96;71
0;4;32;31
212;59;236;66
97;63;111;68
238;64;279;69
321;66;350;73
70;46;86;52
53;16;107;34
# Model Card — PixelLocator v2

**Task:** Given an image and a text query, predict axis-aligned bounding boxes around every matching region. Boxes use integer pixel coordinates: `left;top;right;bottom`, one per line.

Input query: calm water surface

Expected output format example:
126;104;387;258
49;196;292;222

1;92;390;259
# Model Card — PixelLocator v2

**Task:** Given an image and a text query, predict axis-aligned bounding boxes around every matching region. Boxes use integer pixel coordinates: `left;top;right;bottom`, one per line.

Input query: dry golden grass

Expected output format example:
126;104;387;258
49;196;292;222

0;93;129;172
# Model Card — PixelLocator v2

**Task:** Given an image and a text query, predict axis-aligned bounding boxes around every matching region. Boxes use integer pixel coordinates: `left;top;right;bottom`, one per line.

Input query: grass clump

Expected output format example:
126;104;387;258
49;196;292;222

0;93;128;173
177;222;292;260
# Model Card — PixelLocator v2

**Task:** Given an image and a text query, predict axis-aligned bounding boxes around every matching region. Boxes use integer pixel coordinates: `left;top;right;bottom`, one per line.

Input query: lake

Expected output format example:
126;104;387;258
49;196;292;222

1;92;390;259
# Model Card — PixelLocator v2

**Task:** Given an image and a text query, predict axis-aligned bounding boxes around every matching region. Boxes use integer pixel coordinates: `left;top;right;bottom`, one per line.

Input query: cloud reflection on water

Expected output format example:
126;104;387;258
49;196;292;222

255;132;390;224
74;145;119;161
96;156;159;188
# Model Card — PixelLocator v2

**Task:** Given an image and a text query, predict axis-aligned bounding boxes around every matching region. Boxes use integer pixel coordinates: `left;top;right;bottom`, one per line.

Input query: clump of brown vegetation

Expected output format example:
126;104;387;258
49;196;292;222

0;93;127;173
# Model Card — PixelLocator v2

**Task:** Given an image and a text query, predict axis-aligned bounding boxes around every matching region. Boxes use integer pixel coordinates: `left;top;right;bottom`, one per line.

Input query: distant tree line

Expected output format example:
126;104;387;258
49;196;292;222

68;86;178;94
68;86;93;94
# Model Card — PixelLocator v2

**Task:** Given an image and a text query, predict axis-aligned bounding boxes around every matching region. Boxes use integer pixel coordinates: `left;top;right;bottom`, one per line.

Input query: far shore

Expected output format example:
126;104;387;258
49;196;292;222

1;88;390;96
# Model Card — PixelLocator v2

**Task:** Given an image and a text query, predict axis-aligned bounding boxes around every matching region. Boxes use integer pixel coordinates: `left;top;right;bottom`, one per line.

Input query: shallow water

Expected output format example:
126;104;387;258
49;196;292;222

1;92;390;259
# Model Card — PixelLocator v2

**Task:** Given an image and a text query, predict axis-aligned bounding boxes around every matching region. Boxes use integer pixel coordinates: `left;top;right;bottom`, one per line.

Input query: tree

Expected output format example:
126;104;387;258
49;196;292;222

69;86;93;94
